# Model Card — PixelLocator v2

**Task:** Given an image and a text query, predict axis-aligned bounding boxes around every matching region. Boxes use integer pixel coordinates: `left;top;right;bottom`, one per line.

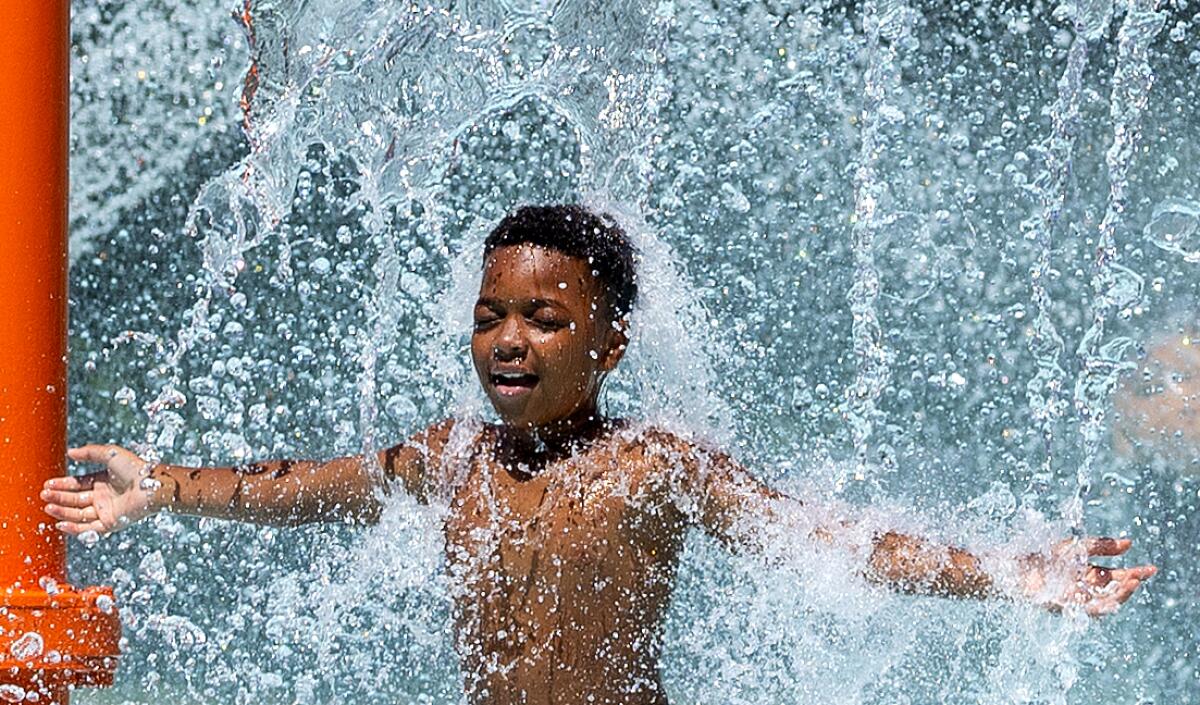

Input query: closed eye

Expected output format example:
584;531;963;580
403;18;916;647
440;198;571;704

473;312;501;331
529;315;568;331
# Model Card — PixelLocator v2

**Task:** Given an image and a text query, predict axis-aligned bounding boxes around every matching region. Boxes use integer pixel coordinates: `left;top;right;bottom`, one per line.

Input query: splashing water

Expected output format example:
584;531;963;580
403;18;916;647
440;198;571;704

8;632;45;662
65;0;1200;703
1145;197;1200;261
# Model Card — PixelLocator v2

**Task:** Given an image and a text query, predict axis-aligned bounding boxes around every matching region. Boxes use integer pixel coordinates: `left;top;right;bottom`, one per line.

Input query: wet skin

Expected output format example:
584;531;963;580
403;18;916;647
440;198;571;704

469;244;626;436
431;421;721;705
397;245;776;703
45;245;1158;705
446;245;705;703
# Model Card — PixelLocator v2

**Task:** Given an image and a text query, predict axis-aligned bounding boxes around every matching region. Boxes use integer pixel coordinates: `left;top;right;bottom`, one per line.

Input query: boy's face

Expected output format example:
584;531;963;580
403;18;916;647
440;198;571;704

472;244;626;429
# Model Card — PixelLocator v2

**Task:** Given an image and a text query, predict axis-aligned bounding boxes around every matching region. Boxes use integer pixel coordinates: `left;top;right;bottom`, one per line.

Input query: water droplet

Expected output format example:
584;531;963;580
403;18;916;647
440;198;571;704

77;530;101;548
0;685;25;703
146;387;186;413
878;104;905;124
139;550;168;583
401;271;430;296
1102;470;1137;488
791;382;814;409
720;183;751;213
966;481;1016;520
1145;198;1200;262
385;395;417;423
147;614;207;648
114;386;136;405
187;375;217;395
309;257;332;275
9;632;44;661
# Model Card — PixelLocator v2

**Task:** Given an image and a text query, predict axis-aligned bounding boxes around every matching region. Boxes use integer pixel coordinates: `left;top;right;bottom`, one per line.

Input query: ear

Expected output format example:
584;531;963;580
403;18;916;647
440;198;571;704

599;319;629;372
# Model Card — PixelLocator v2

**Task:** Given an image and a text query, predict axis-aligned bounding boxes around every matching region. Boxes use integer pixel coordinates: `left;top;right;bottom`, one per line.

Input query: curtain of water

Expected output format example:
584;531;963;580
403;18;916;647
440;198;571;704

844;0;910;489
1068;0;1165;528
1019;0;1104;512
63;1;1200;703
68;2;245;259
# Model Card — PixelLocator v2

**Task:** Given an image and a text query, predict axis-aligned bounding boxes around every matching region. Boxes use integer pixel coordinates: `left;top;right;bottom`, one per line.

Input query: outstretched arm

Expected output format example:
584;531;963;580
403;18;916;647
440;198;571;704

46;445;380;531
43;419;455;534
864;531;1155;615
653;431;1155;616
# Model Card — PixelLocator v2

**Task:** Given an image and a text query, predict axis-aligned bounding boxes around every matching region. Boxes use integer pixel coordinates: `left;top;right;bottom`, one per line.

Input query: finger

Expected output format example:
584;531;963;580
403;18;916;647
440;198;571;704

39;488;93;509
1116;578;1142;605
1113;565;1158;581
67;445;120;465
54;519;108;537
1085;537;1131;557
43;474;96;492
44;503;97;524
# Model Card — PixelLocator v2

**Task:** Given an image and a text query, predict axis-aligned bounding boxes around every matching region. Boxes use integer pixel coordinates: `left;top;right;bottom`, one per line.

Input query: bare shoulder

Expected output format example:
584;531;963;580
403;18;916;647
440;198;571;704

612;423;723;464
379;417;468;501
412;417;458;452
607;422;716;483
609;422;758;497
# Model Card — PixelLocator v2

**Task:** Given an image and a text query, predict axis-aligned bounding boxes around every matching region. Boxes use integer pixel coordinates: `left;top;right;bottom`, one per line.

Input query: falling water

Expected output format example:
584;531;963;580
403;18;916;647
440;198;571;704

1069;0;1165;528
843;0;909;488
1019;0;1102;511
63;1;1200;703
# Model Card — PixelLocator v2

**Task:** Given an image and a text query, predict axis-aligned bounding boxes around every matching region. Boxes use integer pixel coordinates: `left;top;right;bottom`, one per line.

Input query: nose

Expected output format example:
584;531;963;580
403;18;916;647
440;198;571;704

492;316;527;361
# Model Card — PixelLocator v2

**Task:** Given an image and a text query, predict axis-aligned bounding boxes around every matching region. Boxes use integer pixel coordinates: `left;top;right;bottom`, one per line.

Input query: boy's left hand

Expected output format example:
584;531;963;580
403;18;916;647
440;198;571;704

1019;537;1156;617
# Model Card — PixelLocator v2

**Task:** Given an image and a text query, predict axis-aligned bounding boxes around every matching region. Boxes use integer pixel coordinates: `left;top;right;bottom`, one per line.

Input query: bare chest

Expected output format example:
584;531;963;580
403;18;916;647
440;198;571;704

434;435;686;704
445;454;646;576
441;451;684;618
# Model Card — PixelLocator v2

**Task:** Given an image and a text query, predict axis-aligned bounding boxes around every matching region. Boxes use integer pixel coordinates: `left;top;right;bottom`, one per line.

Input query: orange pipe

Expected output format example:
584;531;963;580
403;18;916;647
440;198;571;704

0;0;69;594
0;1;120;702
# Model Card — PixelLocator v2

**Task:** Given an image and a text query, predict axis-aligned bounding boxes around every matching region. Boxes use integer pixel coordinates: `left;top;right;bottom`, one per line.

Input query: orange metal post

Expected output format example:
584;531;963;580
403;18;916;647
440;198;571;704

0;1;120;702
0;0;70;597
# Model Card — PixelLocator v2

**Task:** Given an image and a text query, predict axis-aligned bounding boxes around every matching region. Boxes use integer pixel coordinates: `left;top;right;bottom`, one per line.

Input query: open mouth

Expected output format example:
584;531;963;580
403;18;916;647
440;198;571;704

489;370;539;396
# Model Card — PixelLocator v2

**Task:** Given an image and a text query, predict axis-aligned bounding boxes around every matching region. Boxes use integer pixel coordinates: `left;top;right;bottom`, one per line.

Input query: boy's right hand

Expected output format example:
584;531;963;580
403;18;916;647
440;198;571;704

42;445;161;536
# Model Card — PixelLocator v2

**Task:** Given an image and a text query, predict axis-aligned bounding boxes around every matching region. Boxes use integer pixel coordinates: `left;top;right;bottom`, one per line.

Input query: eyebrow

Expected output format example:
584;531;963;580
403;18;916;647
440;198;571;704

475;296;568;310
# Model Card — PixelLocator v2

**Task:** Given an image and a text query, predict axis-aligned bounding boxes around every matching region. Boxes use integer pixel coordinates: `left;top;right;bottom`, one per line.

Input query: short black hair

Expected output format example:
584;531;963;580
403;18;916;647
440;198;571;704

483;204;638;318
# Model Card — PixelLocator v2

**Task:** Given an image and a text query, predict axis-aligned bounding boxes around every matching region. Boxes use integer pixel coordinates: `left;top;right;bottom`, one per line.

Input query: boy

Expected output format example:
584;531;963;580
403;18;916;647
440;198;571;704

44;205;1154;705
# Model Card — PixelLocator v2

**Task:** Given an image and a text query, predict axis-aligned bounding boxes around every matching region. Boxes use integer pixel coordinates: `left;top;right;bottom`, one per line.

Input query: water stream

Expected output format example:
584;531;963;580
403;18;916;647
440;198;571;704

65;1;1199;703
